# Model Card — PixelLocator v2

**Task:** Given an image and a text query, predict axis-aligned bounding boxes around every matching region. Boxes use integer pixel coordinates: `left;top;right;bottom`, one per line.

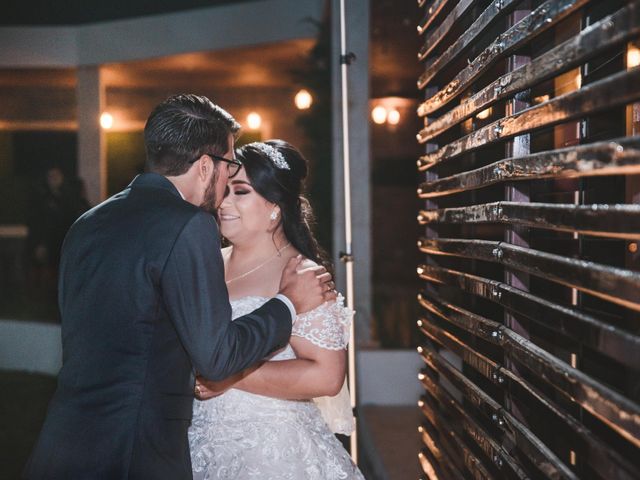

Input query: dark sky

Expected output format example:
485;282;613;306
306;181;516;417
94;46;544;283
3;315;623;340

1;0;253;25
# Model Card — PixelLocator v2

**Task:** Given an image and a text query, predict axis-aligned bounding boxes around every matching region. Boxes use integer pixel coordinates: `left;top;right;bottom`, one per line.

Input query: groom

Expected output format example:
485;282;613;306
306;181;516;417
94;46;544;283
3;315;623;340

24;94;335;479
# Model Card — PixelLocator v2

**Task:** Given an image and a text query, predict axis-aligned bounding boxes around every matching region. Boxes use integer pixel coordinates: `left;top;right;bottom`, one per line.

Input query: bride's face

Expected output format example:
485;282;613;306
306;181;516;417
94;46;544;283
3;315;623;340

219;169;278;244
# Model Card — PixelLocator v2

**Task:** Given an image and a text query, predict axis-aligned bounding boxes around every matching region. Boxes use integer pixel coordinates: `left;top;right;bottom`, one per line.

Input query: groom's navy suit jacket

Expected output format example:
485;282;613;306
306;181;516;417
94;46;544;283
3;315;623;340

24;173;292;479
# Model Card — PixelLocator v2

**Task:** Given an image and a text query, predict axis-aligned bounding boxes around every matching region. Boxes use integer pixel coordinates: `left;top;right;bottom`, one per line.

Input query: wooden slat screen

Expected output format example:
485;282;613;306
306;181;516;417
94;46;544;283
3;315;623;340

416;0;640;479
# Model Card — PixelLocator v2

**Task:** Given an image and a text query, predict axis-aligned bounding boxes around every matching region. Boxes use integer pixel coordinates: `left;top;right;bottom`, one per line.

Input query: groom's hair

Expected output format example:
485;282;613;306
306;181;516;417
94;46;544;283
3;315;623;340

143;94;241;176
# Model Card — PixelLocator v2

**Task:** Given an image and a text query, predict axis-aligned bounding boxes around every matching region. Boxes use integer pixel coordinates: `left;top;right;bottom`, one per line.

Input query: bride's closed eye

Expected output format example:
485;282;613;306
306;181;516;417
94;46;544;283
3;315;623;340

232;188;251;196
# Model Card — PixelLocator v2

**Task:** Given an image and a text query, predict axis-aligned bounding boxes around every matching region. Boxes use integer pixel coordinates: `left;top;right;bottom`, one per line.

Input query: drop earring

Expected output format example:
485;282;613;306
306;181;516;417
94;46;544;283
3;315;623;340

270;210;279;221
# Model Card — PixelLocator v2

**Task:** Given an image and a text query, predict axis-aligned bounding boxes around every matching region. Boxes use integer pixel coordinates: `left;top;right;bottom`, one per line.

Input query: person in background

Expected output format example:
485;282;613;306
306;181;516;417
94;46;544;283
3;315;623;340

26;165;89;290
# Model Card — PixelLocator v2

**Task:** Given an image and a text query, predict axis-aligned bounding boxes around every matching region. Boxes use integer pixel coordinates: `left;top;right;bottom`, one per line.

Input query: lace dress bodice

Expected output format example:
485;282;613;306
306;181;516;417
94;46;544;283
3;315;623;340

188;296;363;480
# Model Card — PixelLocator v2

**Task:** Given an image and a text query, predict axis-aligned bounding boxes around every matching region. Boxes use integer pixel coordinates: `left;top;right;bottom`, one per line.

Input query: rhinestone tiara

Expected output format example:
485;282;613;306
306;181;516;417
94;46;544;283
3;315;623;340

250;142;290;170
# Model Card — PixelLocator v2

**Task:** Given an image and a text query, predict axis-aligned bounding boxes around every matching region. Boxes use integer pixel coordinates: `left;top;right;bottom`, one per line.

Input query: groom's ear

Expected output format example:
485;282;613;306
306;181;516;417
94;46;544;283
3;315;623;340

197;155;214;181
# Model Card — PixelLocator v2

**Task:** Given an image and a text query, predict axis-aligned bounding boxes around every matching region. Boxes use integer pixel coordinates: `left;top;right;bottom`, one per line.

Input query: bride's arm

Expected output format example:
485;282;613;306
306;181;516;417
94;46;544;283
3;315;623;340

197;296;352;401
196;337;346;400
238;337;346;399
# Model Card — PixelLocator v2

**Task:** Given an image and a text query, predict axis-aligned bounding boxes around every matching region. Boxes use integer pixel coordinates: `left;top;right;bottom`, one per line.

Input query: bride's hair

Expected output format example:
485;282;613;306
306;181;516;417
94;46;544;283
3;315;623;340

236;139;331;271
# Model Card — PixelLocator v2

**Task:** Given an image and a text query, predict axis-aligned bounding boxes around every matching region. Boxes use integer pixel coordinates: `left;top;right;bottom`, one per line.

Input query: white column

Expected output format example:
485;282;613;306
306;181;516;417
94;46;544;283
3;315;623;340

76;66;106;206
332;0;371;345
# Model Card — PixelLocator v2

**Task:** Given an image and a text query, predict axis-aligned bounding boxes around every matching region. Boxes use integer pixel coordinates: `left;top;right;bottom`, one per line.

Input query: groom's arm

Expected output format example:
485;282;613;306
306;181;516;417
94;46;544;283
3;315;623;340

197;340;346;400
160;211;292;381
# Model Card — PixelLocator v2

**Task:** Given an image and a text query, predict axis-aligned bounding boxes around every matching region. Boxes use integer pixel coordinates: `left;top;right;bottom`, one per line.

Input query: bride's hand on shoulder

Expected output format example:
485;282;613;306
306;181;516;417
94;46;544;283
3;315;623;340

278;256;337;315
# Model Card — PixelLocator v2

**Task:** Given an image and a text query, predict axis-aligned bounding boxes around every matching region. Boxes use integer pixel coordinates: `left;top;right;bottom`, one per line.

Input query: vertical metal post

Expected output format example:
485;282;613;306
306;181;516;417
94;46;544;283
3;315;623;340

338;0;357;463
332;0;369;463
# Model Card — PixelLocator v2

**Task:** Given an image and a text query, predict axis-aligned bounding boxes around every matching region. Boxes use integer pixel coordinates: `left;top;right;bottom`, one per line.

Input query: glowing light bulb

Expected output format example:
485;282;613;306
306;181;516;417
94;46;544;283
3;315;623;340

371;105;387;124
387;108;401;125
294;89;313;110
476;107;491;120
247;112;262;130
628;45;640;68
100;112;113;129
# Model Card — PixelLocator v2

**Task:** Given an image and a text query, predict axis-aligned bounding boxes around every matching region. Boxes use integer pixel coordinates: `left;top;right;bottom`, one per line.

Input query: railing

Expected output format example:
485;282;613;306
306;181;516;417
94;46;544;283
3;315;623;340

416;0;640;478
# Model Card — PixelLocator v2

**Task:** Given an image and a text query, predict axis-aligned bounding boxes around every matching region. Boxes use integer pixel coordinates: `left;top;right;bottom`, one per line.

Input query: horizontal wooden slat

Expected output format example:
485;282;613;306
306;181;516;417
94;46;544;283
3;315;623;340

418;67;640;171
418;422;462;478
418;447;450;480
419;392;495;479
419;318;640;479
418;0;589;100
418;237;640;311
417;1;640;139
419;310;500;374
418;0;476;61
420;370;531;480
503;326;640;448
420;342;579;479
418;0;451;35
419;294;640;448
420;295;500;346
418;0;520;89
419;420;465;479
417;264;640;369
418;137;640;196
420;395;495;479
418;201;640;239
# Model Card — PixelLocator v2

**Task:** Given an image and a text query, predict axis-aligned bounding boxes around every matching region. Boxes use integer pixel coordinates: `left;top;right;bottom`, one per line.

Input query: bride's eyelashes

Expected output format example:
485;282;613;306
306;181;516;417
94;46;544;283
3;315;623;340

222;185;250;197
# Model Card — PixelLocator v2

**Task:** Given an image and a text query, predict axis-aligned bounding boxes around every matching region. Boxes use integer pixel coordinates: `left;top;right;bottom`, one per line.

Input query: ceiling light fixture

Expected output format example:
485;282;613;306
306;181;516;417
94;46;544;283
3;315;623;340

371;106;387;125
294;89;313;110
247;112;262;130
100;112;113;129
387;108;401;125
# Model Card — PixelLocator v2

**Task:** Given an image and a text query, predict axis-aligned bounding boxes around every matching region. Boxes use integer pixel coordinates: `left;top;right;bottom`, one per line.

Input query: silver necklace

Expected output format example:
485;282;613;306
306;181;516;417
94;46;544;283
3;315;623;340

225;243;291;284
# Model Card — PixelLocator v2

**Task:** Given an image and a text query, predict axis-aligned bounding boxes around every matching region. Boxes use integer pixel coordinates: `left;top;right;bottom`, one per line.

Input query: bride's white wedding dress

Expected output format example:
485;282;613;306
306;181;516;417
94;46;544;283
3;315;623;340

189;296;365;480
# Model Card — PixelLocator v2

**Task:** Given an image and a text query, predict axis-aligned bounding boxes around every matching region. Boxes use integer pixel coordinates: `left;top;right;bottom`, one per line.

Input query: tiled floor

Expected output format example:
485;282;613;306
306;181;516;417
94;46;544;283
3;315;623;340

359;405;422;480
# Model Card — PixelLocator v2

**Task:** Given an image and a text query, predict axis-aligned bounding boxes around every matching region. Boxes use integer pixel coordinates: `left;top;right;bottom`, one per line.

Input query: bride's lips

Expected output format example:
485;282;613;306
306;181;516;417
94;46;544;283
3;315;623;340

219;214;239;221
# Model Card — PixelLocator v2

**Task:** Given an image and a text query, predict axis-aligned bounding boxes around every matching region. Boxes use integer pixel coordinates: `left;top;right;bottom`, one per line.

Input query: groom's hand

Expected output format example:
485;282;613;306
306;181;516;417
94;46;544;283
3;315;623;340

194;374;239;400
278;256;337;315
194;376;226;400
195;364;262;400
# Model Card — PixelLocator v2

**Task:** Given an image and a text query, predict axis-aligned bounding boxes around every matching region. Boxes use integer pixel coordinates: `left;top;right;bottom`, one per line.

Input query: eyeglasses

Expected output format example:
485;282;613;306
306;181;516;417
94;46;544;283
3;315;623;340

191;153;243;178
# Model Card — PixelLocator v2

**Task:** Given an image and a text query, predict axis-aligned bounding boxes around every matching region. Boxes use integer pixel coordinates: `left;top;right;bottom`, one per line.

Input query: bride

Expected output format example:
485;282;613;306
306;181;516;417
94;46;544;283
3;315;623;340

188;140;364;479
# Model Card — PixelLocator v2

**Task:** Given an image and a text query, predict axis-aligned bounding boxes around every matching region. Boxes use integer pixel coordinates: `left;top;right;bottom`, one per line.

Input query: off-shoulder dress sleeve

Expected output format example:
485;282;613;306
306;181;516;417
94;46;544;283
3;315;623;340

292;294;355;435
291;294;352;350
